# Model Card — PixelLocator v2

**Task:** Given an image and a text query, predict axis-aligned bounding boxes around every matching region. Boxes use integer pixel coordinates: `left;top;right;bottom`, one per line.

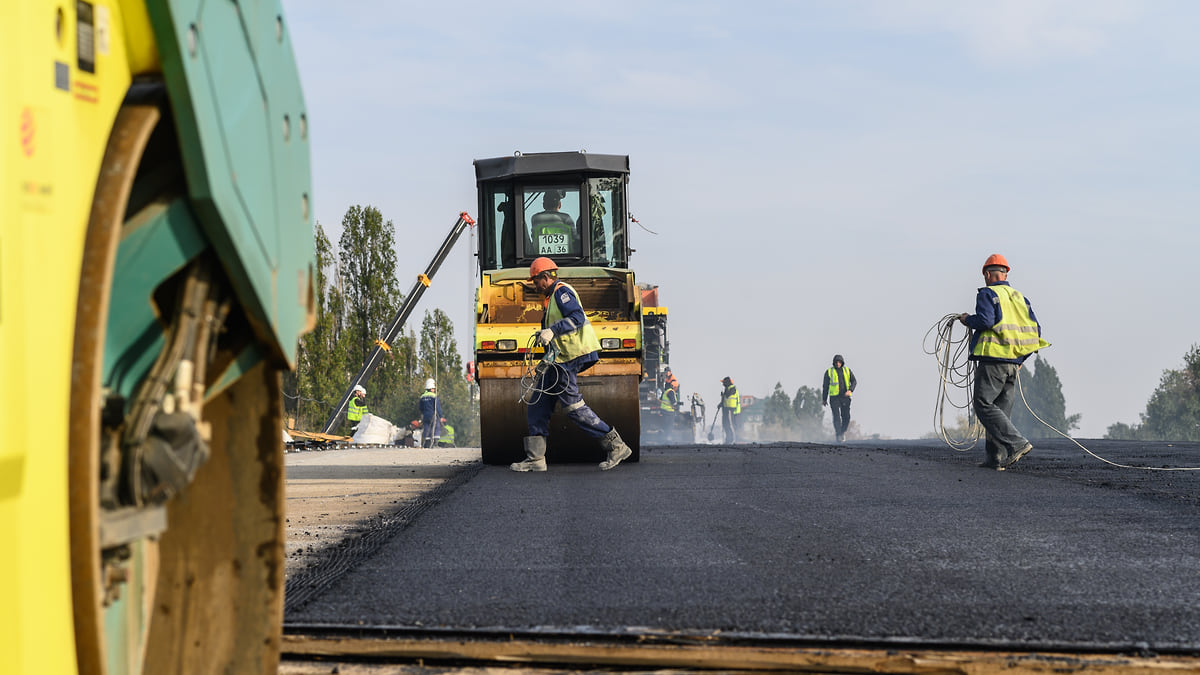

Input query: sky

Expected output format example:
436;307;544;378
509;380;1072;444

281;0;1198;440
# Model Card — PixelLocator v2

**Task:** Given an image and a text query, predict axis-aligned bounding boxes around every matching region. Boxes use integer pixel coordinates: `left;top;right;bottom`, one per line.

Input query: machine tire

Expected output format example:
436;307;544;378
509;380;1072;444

69;99;286;675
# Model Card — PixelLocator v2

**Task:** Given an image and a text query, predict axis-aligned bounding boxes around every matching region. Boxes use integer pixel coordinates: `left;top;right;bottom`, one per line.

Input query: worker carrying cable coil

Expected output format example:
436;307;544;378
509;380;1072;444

511;257;634;472
958;253;1051;471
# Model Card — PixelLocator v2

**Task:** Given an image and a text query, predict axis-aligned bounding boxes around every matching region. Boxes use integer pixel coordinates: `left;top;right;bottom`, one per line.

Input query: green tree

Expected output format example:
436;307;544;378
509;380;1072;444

1010;355;1080;440
417;309;478;446
1139;343;1200;441
758;383;793;440
1104;421;1144;440
792;385;826;441
288;221;351;431
337;205;412;424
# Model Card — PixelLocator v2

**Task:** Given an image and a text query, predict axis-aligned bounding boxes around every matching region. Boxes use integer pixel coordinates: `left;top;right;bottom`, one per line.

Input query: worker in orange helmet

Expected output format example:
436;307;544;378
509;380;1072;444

511;257;634;472
958;254;1051;471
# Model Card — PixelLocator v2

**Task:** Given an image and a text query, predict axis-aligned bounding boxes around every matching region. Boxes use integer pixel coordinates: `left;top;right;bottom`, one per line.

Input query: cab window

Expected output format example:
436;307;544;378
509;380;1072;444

587;177;626;268
523;186;581;258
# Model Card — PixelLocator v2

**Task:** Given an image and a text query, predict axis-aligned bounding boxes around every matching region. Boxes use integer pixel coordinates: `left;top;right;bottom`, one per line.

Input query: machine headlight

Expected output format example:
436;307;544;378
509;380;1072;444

600;338;621;350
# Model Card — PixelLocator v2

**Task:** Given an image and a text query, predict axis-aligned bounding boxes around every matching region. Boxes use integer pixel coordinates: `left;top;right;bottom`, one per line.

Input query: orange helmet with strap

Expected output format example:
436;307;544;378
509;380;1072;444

528;256;558;280
982;253;1010;274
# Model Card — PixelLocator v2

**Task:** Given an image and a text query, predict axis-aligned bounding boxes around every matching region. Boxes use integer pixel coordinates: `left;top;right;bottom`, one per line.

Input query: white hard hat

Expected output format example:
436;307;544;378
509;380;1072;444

353;384;366;395
424;378;436;390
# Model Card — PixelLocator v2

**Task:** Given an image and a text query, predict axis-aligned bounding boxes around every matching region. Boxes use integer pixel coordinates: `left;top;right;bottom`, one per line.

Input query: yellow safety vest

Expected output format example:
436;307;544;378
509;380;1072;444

723;386;741;413
972;285;1051;360
544;282;601;363
660;388;678;411
826;366;852;397
348;398;368;422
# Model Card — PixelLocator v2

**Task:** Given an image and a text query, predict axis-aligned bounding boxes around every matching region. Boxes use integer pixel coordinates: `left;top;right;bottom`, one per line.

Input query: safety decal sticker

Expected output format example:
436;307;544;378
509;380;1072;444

55;62;69;91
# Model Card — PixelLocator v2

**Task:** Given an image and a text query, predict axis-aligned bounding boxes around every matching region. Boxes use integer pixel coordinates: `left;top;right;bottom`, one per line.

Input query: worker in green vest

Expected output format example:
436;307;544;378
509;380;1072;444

437;420;456;447
719;376;740;444
347;384;368;431
958;253;1050;471
511;257;633;472
822;355;856;443
659;381;679;412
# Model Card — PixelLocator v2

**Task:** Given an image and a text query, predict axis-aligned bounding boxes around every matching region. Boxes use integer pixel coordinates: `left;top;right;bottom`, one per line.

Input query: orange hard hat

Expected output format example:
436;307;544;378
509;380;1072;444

982;253;1010;274
528;256;558;280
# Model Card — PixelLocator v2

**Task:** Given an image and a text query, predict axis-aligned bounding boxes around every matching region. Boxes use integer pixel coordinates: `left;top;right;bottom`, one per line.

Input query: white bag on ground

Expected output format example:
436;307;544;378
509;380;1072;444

351;413;400;444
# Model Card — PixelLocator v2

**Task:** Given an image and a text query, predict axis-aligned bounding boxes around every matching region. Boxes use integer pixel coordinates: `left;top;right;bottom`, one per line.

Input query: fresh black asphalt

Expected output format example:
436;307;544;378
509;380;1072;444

286;439;1200;651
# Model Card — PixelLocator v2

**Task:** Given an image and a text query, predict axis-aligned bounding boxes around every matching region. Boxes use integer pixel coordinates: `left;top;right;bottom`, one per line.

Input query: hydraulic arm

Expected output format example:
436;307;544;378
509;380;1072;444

321;212;475;434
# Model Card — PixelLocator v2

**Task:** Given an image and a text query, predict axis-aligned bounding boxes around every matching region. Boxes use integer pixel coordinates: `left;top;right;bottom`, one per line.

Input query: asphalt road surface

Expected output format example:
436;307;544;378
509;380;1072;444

284;438;1200;653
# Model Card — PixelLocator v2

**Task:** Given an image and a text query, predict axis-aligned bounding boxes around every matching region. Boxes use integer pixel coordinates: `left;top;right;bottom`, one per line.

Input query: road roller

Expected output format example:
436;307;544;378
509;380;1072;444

2;1;313;674
473;152;642;465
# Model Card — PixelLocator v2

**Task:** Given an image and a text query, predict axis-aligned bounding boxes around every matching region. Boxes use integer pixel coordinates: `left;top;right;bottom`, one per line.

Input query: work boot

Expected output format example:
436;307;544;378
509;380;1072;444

598;428;632;471
1001;442;1033;469
510;436;547;472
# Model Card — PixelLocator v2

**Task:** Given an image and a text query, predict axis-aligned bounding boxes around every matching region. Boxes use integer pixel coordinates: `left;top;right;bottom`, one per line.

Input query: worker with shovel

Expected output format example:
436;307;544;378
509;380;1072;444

717;376;740;444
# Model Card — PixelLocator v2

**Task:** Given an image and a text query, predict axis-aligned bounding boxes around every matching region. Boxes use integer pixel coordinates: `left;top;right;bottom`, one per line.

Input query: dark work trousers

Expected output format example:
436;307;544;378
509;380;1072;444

972;361;1028;465
829;396;851;438
526;362;611;439
721;407;737;444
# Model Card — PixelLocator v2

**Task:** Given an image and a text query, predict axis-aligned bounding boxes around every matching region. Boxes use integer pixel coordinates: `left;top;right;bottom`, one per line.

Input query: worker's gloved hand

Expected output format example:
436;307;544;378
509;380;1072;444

847;391;853;397
822;401;827;407
536;328;555;346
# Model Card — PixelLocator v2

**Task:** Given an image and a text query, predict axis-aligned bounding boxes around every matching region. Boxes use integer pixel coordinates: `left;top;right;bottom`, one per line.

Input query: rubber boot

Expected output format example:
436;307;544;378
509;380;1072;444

598;428;632;471
510;436;547;472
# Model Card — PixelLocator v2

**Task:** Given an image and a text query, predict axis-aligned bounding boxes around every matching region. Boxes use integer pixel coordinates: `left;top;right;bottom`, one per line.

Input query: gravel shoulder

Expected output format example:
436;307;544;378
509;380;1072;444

284;445;481;583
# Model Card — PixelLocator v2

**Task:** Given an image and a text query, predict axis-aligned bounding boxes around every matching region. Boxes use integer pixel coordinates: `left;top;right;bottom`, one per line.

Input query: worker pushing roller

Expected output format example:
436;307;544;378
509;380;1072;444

511;257;634;472
958;254;1051;470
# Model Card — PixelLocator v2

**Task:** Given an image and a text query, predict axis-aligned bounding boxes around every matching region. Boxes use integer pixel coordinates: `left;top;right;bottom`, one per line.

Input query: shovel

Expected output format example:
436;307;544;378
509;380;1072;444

706;408;719;441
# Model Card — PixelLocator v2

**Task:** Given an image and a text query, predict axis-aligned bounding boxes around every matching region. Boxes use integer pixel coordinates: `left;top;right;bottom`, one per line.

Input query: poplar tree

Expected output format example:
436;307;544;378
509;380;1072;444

417;309;478;445
760;383;794;440
792;385;825;440
1010;355;1080;439
337;205;411;423
289;222;349;430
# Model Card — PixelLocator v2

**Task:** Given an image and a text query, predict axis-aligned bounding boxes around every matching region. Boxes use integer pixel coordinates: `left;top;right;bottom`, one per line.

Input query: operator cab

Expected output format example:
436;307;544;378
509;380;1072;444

474;151;630;272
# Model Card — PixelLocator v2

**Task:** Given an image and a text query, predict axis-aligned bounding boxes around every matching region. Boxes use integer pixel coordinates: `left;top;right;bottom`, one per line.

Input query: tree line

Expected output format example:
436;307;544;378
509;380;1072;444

1106;344;1200;442
282;205;478;444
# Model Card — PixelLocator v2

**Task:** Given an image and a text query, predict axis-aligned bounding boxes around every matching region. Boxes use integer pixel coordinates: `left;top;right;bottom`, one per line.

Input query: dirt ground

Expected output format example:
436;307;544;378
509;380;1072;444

283;445;480;583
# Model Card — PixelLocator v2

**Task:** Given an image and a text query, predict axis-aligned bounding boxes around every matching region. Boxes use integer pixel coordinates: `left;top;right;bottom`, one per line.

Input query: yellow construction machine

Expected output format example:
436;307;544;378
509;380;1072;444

473;152;642;465
2;1;313;673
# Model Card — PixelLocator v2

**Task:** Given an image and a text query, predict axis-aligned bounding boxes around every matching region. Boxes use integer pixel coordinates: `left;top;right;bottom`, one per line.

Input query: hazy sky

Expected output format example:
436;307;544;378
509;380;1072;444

282;0;1198;440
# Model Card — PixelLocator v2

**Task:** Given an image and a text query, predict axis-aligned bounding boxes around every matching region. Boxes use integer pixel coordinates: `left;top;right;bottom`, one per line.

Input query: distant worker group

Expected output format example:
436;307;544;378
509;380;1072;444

340;253;1046;470
343;378;458;448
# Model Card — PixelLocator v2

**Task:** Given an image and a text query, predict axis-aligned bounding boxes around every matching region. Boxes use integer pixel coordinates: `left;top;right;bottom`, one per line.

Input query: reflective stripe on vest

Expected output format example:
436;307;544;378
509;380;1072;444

420;391;437;417
544;281;602;363
972;285;1051;359
723;386;740;413
348;399;367;422
827;366;851;397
